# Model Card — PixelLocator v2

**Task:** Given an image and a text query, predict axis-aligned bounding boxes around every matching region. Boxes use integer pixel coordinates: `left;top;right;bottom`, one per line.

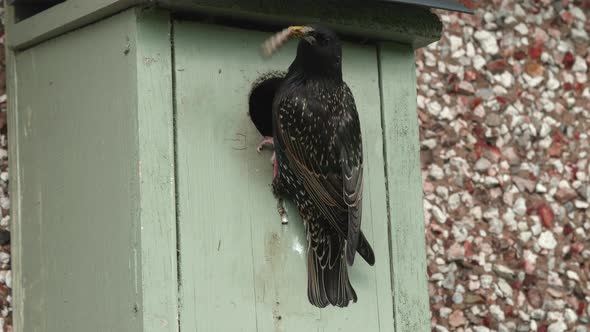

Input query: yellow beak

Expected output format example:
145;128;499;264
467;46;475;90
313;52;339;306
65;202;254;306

288;26;314;38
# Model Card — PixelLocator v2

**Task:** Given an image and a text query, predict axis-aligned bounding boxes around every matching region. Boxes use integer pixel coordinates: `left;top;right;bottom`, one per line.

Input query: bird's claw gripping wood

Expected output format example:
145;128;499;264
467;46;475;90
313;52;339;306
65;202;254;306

277;198;289;224
256;136;278;180
256;136;274;153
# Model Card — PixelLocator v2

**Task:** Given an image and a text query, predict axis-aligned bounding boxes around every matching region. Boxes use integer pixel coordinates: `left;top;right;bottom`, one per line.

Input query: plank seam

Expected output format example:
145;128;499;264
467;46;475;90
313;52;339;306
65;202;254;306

170;15;183;332
376;43;398;329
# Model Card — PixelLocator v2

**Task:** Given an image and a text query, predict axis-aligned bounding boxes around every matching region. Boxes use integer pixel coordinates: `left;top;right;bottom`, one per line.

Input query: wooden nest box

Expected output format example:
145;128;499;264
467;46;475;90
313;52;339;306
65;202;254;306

5;0;471;331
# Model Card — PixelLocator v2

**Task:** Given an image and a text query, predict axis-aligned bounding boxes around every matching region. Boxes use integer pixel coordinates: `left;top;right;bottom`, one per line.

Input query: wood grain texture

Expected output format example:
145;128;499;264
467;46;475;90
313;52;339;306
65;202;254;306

8;8;177;331
134;8;178;332
378;42;431;332
174;22;394;331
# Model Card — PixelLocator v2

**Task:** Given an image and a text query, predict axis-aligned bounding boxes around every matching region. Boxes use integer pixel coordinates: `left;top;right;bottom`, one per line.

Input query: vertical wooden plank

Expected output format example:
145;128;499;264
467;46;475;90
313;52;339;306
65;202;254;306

134;9;178;332
314;43;396;332
10;9;144;332
174;21;269;332
378;42;431;332
4;4;25;331
175;22;394;331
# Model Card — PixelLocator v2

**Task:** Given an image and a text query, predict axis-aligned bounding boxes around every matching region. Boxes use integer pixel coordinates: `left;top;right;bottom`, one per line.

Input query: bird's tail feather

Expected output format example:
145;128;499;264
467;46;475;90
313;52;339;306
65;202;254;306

356;231;375;266
307;226;357;308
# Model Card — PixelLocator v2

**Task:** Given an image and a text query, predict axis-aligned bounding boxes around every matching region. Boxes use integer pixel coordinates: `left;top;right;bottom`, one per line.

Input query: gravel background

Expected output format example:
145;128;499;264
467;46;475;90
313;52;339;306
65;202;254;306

0;4;10;331
418;1;590;331
0;1;589;331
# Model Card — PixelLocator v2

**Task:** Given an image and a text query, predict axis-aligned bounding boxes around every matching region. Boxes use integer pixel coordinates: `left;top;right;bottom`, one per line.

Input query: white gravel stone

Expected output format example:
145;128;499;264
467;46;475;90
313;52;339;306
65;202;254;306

514;23;529;35
566;270;580;281
520;231;532;243
473;55;486;70
448;193;461;210
575;200;589;209
513;197;527;216
539;123;551;138
498;71;514;88
548;321;567;332
490;304;505;321
432;205;447;224
449;35;463;51
427;101;442;116
421;138;437;149
547;76;560;90
429;164;444;180
573;56;588;73
439;107;455;120
0;253;8;266
439;307;452;319
538;231;558;250
481;275;493;289
474;158;491;171
474;30;499;55
570;6;587;21
564;308;578;323
498;278;513;298
473;327;491;332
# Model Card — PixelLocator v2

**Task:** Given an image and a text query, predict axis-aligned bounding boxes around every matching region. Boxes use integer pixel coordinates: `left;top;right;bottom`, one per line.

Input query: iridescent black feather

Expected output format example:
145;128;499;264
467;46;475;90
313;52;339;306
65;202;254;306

271;24;375;308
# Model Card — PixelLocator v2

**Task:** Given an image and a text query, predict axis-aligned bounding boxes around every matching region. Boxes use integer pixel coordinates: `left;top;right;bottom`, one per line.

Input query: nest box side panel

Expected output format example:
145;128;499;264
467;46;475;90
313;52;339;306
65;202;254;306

174;22;394;331
9;9;177;332
378;42;431;332
13;11;141;332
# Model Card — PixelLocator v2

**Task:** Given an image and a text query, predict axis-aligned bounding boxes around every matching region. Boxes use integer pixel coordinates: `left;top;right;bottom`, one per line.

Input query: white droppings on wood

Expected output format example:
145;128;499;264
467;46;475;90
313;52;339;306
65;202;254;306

292;236;304;256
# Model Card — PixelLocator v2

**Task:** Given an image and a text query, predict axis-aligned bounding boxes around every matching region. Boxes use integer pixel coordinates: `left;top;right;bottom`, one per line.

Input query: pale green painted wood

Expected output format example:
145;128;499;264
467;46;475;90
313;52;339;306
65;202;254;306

6;0;441;50
174;22;395;331
8;8;178;331
378;43;431;332
4;9;24;331
6;0;138;50
133;9;179;332
13;10;141;331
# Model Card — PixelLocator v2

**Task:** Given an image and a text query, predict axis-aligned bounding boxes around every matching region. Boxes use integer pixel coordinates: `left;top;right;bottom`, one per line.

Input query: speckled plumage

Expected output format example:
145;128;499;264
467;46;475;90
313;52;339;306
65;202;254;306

270;24;375;308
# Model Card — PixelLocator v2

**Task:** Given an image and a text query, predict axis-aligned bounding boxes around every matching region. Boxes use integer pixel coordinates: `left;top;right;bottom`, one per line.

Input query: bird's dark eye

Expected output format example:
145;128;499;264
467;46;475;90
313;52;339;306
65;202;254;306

312;33;328;46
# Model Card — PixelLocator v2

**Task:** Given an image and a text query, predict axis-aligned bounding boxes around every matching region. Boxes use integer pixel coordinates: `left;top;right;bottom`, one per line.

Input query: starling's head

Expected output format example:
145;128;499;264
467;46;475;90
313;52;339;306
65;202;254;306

288;24;343;79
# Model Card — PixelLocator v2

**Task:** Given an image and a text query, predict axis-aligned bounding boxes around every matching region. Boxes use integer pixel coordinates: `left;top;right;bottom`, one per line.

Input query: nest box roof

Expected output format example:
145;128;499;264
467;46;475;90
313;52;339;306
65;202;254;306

382;0;473;13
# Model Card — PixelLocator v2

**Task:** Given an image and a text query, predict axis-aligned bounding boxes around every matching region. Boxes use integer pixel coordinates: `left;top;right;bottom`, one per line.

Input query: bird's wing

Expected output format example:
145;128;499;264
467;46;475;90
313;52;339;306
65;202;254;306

337;85;363;265
274;85;363;262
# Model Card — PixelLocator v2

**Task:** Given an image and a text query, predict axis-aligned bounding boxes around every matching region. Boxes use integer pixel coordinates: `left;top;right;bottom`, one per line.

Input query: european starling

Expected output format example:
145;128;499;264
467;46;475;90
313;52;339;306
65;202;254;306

263;24;375;307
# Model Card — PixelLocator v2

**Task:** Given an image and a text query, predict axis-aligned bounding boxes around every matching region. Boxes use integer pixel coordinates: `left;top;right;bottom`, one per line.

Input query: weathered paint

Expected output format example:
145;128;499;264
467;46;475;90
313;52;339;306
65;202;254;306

8;8;178;331
134;8;179;332
6;0;441;50
174;22;396;331
379;42;431;332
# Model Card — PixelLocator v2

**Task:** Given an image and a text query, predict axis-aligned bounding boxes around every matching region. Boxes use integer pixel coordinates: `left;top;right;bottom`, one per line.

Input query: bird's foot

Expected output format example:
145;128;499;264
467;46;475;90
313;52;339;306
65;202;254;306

256;136;274;153
277;198;289;224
